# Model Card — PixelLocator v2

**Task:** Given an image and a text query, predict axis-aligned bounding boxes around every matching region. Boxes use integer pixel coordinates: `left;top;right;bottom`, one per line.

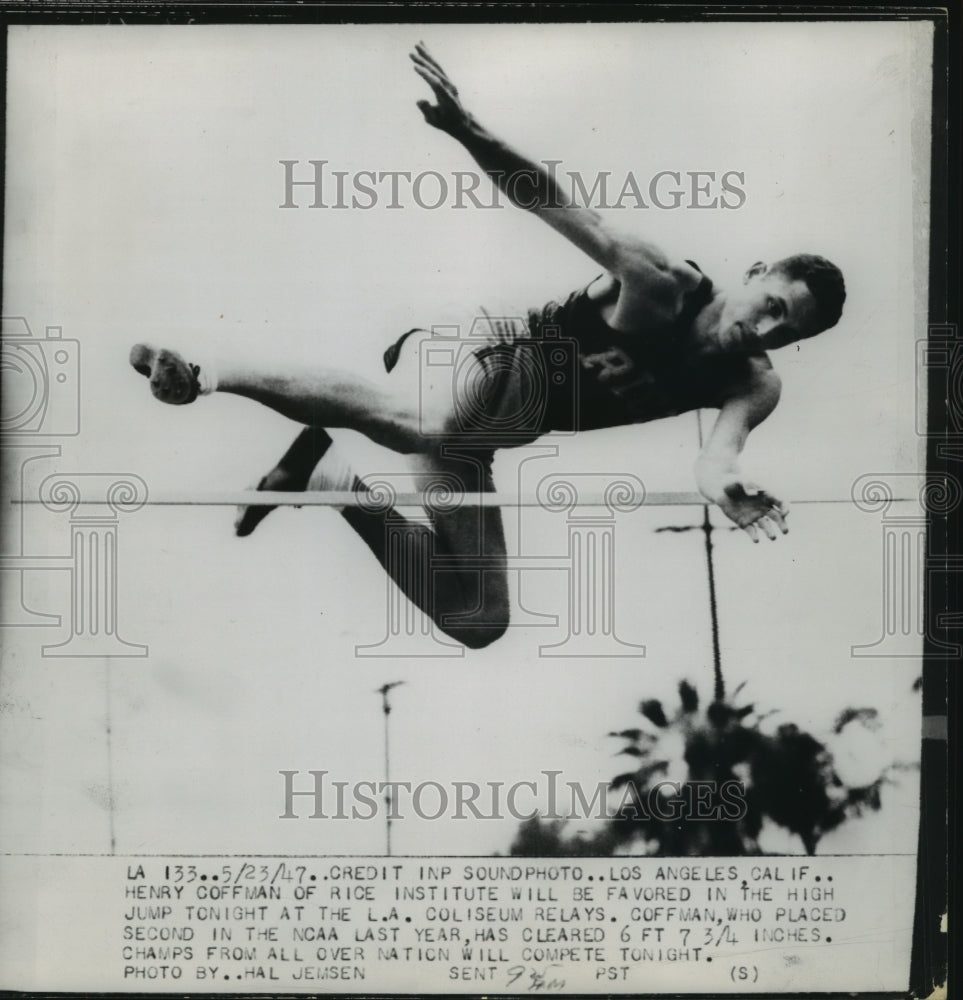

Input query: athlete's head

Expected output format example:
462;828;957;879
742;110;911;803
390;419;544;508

716;253;846;352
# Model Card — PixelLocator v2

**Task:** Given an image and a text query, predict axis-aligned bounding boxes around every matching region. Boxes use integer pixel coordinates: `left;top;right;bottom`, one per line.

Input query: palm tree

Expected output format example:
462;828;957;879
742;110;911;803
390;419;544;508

510;428;916;858
510;680;915;858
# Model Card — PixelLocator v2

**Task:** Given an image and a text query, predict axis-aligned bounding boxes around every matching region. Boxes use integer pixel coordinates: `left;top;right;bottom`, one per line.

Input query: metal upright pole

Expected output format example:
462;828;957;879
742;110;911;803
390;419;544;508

376;682;404;855
695;412;724;702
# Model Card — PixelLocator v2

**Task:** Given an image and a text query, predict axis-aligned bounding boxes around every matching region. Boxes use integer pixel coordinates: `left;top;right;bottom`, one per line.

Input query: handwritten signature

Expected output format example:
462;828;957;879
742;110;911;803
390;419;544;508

506;964;567;991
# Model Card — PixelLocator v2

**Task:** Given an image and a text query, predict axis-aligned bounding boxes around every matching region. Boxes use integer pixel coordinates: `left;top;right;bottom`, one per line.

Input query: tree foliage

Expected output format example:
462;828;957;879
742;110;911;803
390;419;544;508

510;680;914;858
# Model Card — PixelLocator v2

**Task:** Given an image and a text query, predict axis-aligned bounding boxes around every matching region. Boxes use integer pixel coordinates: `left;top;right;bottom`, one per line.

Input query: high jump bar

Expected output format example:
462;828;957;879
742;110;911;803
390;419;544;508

12;491;912;508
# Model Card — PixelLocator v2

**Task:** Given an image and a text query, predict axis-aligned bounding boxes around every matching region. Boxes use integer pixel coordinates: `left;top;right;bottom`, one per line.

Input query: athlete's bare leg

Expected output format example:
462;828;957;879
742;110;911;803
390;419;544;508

232;427;508;648
345;448;509;649
130;343;455;455
217;365;437;454
131;341;510;648
233;426;334;537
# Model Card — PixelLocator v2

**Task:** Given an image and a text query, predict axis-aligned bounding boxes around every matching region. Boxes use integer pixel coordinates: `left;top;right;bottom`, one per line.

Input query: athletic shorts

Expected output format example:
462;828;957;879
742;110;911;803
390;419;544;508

383;309;578;449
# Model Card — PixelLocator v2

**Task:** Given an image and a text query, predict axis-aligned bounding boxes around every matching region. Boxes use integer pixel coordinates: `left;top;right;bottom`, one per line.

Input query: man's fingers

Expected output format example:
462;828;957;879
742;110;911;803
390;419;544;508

411;60;439;87
768;505;789;534
759;493;789;534
756;516;778;541
415;41;450;80
412;62;457;108
409;50;436;75
412;63;448;102
410;48;456;94
743;522;760;543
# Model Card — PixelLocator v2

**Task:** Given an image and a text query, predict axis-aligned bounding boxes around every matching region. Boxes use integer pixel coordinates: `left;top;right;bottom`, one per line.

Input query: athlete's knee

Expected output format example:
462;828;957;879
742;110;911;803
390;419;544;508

443;591;511;648
444;619;509;650
366;394;453;453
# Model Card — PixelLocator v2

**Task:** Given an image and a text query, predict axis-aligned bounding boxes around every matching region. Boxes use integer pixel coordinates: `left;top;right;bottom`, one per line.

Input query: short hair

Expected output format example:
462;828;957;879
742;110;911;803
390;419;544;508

769;253;846;334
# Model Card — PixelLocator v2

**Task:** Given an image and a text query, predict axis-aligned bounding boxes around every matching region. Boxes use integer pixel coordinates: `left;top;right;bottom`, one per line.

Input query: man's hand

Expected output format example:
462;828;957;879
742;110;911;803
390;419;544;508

407;42;629;275
715;481;789;542
410;42;473;136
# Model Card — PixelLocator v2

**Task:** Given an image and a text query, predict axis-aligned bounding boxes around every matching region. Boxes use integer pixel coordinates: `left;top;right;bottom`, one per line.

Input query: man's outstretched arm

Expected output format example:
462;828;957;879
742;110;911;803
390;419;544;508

410;43;669;283
695;370;789;542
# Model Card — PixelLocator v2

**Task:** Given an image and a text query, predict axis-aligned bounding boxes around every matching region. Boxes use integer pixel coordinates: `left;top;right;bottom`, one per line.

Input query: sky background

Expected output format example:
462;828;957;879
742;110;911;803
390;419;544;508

1;21;932;859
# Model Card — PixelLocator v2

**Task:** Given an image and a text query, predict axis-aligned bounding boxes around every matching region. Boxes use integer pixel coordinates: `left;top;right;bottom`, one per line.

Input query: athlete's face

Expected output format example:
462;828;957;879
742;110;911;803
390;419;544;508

715;263;820;353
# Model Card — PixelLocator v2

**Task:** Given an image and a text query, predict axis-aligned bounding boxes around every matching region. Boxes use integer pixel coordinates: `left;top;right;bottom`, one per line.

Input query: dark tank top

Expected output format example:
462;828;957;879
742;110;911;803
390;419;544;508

529;263;754;433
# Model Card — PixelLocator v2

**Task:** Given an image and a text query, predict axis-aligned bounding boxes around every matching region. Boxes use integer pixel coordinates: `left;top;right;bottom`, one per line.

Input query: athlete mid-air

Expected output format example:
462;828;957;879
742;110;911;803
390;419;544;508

130;43;846;649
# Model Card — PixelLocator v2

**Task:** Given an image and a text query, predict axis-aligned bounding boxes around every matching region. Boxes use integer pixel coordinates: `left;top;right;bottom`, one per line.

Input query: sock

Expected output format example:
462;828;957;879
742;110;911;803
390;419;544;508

194;358;218;396
306;443;357;511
